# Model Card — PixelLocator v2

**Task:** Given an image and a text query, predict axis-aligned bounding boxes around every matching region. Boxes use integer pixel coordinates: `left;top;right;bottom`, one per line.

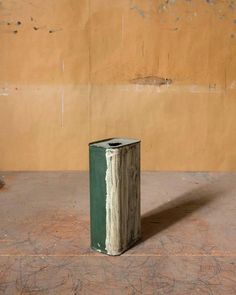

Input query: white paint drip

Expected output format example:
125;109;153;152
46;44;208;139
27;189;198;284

61;59;65;128
61;60;65;73
61;88;64;128
121;15;125;44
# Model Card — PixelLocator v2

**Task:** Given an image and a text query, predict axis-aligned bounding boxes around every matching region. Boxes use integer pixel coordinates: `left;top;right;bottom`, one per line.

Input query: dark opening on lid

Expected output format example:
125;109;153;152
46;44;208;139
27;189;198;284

108;142;122;147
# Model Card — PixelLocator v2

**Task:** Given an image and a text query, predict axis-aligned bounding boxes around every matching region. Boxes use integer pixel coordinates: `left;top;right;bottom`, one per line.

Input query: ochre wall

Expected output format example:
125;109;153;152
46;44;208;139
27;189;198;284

0;0;236;171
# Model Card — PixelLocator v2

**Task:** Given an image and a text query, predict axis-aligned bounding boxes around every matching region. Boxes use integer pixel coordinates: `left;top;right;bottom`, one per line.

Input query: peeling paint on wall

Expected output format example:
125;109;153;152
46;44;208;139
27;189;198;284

129;0;236;31
131;76;172;86
130;5;146;18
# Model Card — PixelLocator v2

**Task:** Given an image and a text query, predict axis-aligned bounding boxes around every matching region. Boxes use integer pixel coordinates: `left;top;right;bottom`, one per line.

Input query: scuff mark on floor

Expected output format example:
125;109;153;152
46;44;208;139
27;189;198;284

131;76;172;86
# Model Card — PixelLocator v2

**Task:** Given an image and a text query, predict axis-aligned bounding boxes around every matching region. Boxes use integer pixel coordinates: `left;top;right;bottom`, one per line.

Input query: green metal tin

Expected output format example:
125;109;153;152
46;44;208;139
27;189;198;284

89;138;141;255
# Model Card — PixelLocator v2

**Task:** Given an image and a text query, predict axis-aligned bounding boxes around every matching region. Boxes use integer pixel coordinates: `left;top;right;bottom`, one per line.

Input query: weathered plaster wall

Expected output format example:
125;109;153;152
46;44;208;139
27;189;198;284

0;0;236;170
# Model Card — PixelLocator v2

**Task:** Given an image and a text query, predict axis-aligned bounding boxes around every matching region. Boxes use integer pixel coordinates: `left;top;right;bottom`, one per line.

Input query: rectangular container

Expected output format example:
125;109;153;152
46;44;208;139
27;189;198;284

89;138;141;255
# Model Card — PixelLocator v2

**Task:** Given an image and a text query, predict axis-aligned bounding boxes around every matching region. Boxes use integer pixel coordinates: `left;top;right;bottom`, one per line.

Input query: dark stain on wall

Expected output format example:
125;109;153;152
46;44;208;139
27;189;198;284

49;28;62;34
229;0;235;9
130;5;145;18
206;0;214;4
131;76;172;86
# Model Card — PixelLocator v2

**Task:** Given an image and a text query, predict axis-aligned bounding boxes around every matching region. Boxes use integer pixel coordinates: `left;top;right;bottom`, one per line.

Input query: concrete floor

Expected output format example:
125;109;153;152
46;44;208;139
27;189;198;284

0;172;235;294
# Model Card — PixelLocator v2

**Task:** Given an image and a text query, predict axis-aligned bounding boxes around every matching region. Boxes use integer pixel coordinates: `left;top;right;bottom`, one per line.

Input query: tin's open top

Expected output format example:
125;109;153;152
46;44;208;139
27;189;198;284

89;138;140;149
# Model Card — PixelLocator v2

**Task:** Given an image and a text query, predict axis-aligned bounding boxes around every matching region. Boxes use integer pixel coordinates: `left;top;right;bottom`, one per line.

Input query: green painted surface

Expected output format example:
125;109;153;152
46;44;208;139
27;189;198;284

89;138;141;255
91;138;140;149
89;145;107;253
